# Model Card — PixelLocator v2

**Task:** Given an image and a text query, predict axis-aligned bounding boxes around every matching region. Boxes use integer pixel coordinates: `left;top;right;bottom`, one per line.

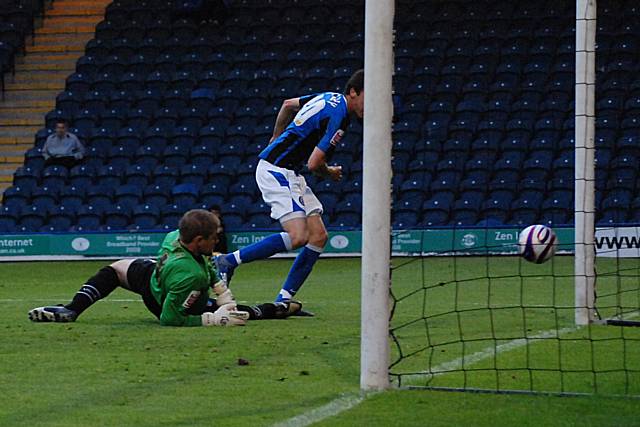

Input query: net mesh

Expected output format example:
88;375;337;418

388;231;640;395
388;1;640;394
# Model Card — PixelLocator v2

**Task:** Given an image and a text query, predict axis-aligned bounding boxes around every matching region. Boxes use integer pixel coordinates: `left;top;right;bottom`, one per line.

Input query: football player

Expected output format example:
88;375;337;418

29;209;301;326
215;69;364;310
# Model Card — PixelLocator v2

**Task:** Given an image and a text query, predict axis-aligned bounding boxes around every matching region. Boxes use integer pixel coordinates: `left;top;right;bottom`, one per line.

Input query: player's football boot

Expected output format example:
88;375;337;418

213;254;236;286
28;305;78;322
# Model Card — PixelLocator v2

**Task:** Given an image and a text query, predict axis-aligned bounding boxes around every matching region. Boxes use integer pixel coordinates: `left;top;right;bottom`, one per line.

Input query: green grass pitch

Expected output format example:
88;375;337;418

1;257;639;426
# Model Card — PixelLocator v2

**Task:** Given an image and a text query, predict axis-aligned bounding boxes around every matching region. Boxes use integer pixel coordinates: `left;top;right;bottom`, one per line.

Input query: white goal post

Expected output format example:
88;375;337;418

574;0;597;325
360;0;394;391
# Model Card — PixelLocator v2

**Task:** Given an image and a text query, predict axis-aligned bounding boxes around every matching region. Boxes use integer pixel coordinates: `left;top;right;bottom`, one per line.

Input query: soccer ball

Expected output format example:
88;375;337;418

518;224;558;264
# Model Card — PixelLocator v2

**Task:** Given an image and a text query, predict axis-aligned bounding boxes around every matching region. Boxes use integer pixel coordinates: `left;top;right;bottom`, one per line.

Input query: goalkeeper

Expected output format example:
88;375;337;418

28;209;301;326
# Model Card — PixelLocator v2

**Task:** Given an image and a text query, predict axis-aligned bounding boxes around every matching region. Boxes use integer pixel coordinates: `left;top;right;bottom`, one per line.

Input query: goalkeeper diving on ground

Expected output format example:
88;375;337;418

28;209;302;326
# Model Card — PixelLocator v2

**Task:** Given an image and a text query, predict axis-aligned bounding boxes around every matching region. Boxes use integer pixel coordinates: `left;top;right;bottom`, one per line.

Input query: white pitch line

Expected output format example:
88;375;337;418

404;310;640;384
425;326;577;376
272;393;369;427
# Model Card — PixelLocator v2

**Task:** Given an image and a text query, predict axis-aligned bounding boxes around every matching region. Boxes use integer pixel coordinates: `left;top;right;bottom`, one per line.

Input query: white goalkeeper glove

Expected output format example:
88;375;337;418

201;304;249;327
211;280;236;307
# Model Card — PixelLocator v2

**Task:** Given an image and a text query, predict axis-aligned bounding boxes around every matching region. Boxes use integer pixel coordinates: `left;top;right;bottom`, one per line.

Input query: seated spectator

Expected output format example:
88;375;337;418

43;119;85;169
209;204;228;253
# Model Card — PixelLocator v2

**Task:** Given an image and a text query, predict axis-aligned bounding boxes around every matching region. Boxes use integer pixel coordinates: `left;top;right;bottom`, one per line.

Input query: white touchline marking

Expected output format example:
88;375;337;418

272;393;370;427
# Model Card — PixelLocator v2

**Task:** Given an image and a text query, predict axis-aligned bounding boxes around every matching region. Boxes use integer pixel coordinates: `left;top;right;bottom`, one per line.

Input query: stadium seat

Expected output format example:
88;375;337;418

131;204;161;230
114;185;143;210
2;185;30;210
18;205;47;232
103;205;131;230
47;206;75;231
172;183;199;208
0;204;17;232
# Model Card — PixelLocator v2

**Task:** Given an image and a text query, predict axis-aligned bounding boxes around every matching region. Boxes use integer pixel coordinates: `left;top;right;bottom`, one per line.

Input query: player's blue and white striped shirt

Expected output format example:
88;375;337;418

259;92;350;173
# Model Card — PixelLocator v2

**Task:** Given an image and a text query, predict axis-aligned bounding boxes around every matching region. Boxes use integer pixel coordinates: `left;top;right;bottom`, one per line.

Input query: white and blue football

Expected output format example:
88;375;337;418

518;224;558;264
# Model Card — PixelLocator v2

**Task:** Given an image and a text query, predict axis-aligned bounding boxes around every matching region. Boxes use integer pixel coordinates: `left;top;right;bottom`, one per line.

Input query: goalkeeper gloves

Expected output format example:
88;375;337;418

211;280;236;307
201;304;249;327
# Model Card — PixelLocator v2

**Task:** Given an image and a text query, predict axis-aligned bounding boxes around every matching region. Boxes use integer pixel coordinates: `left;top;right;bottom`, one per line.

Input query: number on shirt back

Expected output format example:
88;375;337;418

294;96;325;126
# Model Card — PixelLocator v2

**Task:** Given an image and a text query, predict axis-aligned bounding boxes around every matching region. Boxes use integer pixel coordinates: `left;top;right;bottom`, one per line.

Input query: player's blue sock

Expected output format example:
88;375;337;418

276;244;322;301
224;232;293;266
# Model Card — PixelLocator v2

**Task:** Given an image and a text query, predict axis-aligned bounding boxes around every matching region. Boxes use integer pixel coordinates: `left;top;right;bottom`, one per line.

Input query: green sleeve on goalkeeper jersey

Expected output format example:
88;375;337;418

158;271;208;327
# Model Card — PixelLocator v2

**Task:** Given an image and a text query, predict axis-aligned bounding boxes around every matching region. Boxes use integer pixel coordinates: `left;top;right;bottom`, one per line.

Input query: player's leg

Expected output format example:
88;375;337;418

215;160;306;284
276;184;327;302
28;259;130;322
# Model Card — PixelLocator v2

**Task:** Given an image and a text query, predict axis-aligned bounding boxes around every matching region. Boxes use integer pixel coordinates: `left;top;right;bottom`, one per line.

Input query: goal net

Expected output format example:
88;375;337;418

385;0;640;396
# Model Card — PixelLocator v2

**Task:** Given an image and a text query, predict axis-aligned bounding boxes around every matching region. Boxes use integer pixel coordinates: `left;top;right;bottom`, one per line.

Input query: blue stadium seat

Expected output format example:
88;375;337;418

18;205;47;232
0;206;17;232
96;164;123;187
12;166;39;189
24;147;45;169
154;165;179;188
523;151;553;173
134;145;161;170
162;144;188;168
86;185;114;210
31;187;58;211
2;185;30;210
131;204;161;230
107;145;135;169
47;205;75;231
59;185;85;210
103;205;131;230
171;183;199;208
459;170;488;192
142;183;170;208
41;165;68;189
114;185;143;210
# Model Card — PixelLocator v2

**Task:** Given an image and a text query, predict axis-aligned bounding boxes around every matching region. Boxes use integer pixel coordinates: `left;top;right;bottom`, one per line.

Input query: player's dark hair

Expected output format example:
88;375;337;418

55;119;68;127
179;209;219;243
344;69;364;95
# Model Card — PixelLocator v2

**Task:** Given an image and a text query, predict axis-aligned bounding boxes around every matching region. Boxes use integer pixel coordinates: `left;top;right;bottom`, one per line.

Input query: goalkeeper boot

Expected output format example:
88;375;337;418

214;254;236;286
28;305;78;322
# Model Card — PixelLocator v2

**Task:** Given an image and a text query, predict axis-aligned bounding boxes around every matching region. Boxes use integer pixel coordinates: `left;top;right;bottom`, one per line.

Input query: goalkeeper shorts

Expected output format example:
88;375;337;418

125;258;162;319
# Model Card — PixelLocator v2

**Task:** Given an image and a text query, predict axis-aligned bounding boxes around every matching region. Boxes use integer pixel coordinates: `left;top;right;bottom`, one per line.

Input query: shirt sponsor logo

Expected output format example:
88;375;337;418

182;290;201;308
330;129;345;146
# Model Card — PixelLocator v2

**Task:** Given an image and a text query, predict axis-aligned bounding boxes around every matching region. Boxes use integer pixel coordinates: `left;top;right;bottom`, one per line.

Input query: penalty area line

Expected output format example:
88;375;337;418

272;393;372;427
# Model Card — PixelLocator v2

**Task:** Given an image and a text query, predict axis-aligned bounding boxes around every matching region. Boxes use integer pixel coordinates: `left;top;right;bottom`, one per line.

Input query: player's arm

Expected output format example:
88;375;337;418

159;278;207;326
308;148;342;181
307;111;345;181
270;97;301;142
160;281;246;327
